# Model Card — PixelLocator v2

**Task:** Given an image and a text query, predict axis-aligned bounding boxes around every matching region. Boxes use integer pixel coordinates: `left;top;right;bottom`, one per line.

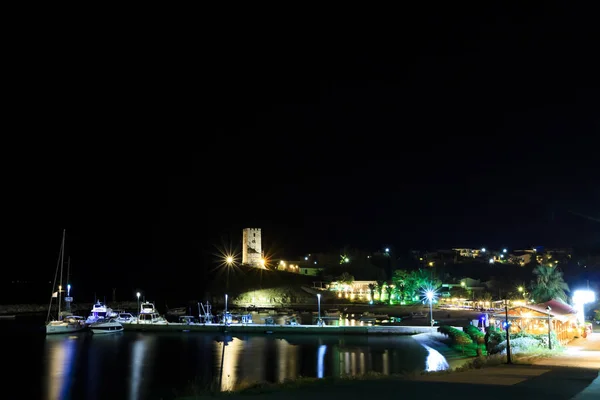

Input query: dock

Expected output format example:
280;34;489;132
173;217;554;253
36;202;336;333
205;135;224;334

122;323;438;335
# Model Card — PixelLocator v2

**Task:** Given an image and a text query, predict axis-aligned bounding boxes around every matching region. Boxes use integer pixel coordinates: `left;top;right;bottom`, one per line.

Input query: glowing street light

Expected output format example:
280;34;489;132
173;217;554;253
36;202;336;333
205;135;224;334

503;249;507;253
424;289;437;327
226;256;233;264
460;281;466;287
385;248;389;253
67;284;71;296
518;286;523;292
481;248;486;253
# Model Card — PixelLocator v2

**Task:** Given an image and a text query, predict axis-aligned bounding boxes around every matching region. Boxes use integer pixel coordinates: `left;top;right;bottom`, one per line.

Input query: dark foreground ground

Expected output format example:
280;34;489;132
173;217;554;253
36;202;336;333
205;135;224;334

178;365;599;400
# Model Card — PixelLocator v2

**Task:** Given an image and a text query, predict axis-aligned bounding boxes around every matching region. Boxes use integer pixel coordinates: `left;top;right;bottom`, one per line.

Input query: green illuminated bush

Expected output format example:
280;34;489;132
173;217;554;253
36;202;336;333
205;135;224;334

464;325;485;345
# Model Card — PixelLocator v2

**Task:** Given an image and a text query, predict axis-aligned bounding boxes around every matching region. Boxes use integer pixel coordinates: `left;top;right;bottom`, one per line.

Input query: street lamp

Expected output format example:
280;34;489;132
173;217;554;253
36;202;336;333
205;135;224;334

224;294;229;325
136;292;141;314
546;306;553;350
425;289;435;327
224;255;235;289
317;293;322;326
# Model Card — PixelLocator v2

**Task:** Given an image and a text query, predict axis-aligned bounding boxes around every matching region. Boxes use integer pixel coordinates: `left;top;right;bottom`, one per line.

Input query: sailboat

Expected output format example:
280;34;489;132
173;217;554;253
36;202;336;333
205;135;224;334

45;229;86;335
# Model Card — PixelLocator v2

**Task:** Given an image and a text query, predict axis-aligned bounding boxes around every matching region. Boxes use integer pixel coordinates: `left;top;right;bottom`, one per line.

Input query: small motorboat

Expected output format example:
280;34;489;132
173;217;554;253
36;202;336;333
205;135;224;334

90;318;124;334
116;312;136;324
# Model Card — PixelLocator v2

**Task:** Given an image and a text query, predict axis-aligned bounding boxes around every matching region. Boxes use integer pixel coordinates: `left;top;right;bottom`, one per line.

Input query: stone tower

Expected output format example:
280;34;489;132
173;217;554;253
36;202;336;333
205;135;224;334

242;228;263;268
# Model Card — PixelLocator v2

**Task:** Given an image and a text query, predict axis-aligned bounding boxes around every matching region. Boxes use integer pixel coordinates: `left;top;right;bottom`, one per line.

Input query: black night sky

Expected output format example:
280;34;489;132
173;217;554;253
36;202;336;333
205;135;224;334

5;5;599;301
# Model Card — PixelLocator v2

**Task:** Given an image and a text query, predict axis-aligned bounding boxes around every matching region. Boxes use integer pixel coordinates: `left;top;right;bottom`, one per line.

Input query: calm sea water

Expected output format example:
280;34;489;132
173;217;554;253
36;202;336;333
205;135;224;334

4;317;449;400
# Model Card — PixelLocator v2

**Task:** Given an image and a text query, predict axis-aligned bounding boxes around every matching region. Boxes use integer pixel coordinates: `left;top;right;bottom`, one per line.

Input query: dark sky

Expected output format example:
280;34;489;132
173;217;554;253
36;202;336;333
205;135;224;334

6;5;599;284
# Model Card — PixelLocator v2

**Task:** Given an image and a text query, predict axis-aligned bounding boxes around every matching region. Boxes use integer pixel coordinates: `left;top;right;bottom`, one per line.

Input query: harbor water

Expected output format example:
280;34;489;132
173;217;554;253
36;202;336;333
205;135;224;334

4;316;449;400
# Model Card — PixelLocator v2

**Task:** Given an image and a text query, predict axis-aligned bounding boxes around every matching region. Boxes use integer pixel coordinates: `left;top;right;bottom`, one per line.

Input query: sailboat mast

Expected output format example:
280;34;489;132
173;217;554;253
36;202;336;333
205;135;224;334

57;229;65;320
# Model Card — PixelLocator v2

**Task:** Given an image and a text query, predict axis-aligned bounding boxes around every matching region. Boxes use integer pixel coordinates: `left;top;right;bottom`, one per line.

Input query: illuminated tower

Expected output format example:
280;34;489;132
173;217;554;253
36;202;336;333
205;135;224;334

242;228;263;268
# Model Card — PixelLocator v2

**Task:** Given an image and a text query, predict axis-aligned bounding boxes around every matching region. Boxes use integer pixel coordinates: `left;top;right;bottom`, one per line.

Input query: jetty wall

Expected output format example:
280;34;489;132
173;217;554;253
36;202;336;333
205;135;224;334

123;323;438;335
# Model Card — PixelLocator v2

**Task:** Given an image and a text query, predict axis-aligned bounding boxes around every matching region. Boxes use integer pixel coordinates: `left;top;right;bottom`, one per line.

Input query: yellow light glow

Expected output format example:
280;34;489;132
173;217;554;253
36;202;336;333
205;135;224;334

226;256;233;264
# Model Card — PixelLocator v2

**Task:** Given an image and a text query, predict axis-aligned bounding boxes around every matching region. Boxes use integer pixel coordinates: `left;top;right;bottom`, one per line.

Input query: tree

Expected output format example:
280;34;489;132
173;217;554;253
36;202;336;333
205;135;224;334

478;291;493;303
531;265;569;303
368;283;376;301
385;284;394;304
376;280;386;301
401;269;442;300
337;272;354;285
449;286;470;299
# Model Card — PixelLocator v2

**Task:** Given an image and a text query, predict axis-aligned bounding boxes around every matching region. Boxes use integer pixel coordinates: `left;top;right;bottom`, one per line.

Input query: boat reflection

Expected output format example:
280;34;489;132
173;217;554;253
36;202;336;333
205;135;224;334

276;338;299;383
128;334;156;400
44;335;80;400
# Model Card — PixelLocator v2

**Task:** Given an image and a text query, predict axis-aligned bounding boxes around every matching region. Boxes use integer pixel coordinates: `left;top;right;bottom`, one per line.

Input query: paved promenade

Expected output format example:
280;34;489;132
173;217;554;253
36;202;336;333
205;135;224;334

179;365;599;400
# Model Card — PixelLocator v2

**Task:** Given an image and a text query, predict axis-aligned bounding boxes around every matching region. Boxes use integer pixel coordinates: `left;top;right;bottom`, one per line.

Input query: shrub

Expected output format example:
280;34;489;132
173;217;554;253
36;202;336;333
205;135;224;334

496;337;541;354
437;325;473;349
464;325;485;345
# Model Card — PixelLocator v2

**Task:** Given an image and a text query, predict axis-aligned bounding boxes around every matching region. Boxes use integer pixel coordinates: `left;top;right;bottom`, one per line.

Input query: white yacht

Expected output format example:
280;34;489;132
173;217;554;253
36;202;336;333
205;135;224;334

90;318;124;334
85;301;117;325
137;301;166;324
116;312;136;324
46;315;86;335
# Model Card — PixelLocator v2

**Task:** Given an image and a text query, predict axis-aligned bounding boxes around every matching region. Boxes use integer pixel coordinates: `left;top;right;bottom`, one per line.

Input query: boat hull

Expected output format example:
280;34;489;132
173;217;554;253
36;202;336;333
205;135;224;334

90;323;124;334
46;323;86;335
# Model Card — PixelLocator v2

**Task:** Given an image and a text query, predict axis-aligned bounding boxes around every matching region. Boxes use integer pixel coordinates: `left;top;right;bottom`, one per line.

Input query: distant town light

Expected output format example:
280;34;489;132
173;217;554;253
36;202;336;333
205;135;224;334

344;257;349;263
489;258;494;264
226;256;234;264
481;248;486;252
385;248;389;252
314;261;317;264
503;249;507;253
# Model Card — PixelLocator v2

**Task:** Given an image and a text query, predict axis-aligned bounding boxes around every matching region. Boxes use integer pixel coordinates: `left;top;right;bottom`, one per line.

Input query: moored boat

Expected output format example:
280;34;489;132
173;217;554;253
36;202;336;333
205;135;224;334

90;318;124;334
45;230;86;335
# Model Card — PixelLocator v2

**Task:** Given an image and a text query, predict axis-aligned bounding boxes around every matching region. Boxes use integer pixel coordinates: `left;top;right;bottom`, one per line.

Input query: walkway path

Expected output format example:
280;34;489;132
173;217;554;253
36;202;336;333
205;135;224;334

180;365;599;400
529;330;600;369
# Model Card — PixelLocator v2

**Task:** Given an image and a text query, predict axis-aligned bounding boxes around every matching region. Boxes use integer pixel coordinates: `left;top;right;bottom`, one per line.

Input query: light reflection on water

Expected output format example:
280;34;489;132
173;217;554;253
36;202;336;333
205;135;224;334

39;332;448;398
45;335;79;400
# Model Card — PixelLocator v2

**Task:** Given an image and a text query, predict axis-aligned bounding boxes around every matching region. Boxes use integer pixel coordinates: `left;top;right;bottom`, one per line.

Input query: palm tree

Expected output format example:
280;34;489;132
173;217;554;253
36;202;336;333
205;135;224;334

368;283;376;302
531;265;569;303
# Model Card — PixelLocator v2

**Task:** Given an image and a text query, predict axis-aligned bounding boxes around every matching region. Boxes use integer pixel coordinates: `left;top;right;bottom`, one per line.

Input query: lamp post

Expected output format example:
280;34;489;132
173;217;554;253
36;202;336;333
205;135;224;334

426;290;434;327
225;256;234;290
317;293;322;326
504;299;512;364
136;291;140;312
224;294;228;325
546;306;553;350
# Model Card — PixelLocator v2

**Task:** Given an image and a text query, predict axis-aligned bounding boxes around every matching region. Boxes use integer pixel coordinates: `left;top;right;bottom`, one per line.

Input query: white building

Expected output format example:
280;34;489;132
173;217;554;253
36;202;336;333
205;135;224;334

242;228;264;268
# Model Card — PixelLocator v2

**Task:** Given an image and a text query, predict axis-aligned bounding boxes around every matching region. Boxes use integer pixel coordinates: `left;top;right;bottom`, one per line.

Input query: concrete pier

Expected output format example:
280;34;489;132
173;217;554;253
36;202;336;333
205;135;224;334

123;323;438;335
